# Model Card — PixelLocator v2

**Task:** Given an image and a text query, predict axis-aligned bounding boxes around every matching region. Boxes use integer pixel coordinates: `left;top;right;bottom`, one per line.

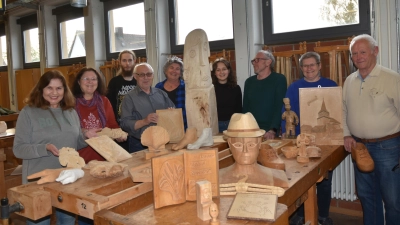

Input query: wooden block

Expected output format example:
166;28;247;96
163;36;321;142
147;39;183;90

144;149;169;160
85;135;132;162
7;185;52;220
156;108;185;143
129;163;152;183
185;86;219;137
152;152;186;209
196;180;213;221
184;149;219;201
227;193;278;221
299;87;343;145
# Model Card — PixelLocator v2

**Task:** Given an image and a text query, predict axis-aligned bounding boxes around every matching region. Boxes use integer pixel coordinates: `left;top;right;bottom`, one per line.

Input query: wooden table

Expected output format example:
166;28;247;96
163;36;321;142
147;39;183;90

0;128;21;199
7;140;347;225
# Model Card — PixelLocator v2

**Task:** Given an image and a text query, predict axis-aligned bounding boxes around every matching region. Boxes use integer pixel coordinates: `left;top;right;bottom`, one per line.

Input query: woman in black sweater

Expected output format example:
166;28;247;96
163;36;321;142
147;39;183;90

211;58;242;133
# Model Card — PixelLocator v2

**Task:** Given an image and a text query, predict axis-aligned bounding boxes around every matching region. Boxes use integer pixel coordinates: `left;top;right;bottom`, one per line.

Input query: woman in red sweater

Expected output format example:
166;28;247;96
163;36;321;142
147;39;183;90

71;67;126;163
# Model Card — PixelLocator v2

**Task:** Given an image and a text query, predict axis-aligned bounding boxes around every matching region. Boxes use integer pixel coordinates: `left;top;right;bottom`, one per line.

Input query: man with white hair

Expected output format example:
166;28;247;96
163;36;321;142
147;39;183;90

343;34;400;225
120;63;174;152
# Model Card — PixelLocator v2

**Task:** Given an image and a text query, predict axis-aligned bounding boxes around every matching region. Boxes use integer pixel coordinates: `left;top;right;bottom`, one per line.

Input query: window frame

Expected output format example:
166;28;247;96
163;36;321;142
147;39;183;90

262;0;371;45
53;4;85;66
0;23;7;71
167;0;234;54
102;0;146;60
17;14;40;69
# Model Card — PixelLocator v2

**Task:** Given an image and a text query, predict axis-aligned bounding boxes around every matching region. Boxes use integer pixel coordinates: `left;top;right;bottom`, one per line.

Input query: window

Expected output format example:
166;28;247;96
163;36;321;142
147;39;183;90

103;0;146;60
53;4;85;66
17;14;40;68
0;23;7;68
168;0;234;54
262;0;370;44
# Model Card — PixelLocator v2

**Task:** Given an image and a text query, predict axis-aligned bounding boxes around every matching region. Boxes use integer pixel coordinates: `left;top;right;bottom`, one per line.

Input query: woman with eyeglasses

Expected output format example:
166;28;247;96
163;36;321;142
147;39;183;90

211;58;242;132
71;67;126;163
155;56;187;129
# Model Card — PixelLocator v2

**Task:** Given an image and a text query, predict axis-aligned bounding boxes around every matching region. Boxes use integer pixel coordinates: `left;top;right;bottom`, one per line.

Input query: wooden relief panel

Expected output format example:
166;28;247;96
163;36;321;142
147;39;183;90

85;135;132;162
185;86;219;137
184;149;219;201
299;87;343;145
128;163;152;183
227;193;278;221
156;108;184;143
152;152;186;209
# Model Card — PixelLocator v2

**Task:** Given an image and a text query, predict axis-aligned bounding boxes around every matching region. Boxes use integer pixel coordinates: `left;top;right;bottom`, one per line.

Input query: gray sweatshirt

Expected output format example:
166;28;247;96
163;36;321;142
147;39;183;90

13;106;87;184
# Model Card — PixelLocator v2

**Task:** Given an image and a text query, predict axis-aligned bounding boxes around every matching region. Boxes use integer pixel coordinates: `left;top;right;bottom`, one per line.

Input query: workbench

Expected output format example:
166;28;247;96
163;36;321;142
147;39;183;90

6;140;347;225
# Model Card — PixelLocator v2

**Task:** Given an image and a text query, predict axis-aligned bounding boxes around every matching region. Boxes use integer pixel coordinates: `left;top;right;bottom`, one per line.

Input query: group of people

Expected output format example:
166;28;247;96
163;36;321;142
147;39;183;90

12;33;400;225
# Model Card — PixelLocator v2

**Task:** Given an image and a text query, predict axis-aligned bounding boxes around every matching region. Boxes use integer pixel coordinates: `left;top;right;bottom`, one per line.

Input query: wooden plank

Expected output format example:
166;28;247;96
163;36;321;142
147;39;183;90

156;108;184;143
304;184;318;225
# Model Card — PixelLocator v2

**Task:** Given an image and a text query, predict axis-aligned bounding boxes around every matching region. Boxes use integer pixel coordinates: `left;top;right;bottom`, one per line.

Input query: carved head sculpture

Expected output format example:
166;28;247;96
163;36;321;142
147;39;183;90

223;113;265;165
183;29;212;89
209;202;219;219
200;182;212;204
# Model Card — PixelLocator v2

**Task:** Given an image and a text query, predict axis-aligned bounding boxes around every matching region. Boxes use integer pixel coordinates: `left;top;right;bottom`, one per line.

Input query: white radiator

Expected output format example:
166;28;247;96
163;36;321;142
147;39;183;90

331;155;358;201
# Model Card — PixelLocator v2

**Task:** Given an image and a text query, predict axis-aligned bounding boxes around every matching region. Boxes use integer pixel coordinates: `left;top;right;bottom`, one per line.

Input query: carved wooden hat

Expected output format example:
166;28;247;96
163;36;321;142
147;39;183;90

223;113;265;137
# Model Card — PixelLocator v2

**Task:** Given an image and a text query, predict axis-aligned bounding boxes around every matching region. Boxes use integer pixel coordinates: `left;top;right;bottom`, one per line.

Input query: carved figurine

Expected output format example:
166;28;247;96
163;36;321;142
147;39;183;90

172;127;198;150
141;126;170;159
183;29;219;136
85;160;127;178
219;113;289;189
187;128;213;150
196;180;213;221
209;202;220;225
282;98;299;138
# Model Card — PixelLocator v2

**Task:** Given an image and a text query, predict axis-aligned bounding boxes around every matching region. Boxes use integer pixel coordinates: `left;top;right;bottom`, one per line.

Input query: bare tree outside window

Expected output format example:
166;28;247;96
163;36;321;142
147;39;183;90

320;0;358;25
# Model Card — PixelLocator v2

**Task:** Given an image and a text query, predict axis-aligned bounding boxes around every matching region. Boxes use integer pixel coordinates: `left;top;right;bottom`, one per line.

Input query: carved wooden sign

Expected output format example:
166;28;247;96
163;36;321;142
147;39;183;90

156;108;184;143
152;152;186;209
299;87;343;145
184;149;219;201
85;135;132;162
227;193;278;221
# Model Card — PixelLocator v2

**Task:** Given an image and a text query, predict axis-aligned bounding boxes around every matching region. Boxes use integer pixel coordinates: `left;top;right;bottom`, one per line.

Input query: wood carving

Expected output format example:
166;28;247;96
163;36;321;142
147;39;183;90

220;174;285;196
156;108;184;143
281;146;299;159
27;168;67;185
183;29;218;136
351;142;374;172
227;193;278;221
196;180;213;221
0;121;6;133
257;143;285;171
184;149;219;201
299;87;343;145
85;135;132;162
141;126;170;159
282;98;299;138
171;127;198;150
296;134;310;163
128;163;152;183
59;147;85;168
85;160;127;178
219;137;289;188
152;152;186;209
97;127;128;140
210;202;220;225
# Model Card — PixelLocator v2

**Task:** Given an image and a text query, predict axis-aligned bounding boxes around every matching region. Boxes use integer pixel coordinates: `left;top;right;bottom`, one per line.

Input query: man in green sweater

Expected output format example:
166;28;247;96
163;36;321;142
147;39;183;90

243;50;287;140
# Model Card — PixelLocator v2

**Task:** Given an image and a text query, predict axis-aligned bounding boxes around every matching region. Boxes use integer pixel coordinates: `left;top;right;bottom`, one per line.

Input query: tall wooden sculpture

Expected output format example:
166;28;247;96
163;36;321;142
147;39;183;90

183;29;219;136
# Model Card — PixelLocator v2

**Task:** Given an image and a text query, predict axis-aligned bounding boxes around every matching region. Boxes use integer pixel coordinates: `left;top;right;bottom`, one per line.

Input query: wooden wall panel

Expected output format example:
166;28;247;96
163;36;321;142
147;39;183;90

0;71;10;109
15;68;41;111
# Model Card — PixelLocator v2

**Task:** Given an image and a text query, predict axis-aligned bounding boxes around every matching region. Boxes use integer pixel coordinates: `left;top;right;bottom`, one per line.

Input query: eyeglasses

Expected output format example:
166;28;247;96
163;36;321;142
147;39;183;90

136;72;154;78
301;63;319;69
251;58;268;64
81;77;98;82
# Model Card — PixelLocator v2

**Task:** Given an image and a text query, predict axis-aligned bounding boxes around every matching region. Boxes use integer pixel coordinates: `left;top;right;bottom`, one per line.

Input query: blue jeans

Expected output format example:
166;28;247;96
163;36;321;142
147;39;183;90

78;216;93;225
296;171;333;219
218;120;230;133
128;135;146;153
26;208;75;225
354;136;400;225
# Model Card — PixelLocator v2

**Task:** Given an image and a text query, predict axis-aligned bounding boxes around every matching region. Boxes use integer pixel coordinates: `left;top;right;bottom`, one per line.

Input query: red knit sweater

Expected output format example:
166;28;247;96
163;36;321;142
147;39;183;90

76;95;119;163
